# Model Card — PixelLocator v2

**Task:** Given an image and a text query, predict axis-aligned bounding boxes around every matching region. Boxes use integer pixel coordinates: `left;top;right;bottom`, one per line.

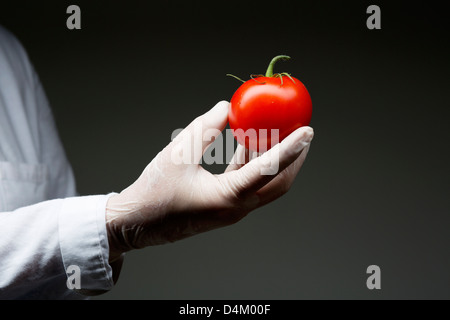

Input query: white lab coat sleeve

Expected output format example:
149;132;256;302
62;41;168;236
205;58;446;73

0;194;115;299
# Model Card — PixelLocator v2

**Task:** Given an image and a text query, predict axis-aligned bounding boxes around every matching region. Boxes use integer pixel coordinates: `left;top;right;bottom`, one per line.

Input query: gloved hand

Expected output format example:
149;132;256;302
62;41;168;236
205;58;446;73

105;101;314;262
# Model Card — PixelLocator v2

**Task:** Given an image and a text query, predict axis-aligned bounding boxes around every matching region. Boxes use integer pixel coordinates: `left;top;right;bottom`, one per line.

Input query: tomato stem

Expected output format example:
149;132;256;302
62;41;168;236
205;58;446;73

265;55;291;77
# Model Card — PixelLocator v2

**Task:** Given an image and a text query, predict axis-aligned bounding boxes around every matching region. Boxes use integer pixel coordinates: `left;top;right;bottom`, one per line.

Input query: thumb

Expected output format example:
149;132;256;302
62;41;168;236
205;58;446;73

220;126;314;198
170;101;229;165
198;100;230;153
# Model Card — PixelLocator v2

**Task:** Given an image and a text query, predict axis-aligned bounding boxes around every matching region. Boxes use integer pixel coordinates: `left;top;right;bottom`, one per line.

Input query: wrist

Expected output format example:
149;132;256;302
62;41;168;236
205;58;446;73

105;193;129;263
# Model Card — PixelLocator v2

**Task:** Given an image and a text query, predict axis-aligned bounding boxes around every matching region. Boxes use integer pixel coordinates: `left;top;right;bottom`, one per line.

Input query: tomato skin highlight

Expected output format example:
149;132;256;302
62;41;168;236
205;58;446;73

229;76;312;152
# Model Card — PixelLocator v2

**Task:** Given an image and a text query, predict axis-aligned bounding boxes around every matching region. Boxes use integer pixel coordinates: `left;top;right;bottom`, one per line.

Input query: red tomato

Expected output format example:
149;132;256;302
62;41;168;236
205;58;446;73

228;55;312;152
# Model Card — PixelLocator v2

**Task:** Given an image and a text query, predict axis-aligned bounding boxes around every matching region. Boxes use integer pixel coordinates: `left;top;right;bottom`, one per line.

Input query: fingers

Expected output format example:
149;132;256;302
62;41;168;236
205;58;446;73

219;126;314;200
255;143;311;207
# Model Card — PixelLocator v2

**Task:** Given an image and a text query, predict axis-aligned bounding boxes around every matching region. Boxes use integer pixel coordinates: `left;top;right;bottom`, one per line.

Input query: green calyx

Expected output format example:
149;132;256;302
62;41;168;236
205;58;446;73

227;55;293;85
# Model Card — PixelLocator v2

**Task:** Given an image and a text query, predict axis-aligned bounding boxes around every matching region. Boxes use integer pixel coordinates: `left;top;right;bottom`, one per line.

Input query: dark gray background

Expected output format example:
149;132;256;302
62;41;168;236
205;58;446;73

1;0;449;299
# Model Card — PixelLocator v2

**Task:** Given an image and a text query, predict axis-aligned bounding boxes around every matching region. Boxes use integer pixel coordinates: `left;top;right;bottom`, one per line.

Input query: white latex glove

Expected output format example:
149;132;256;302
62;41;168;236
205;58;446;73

105;101;314;262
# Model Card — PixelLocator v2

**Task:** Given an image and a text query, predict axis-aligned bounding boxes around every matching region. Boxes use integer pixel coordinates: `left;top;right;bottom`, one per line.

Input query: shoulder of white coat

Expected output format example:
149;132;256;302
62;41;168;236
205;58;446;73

0;25;24;52
0;25;36;89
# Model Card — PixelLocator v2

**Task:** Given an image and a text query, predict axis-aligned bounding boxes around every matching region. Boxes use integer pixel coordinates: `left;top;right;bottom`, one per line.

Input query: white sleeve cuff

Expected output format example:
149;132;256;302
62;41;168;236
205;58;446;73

58;194;115;292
